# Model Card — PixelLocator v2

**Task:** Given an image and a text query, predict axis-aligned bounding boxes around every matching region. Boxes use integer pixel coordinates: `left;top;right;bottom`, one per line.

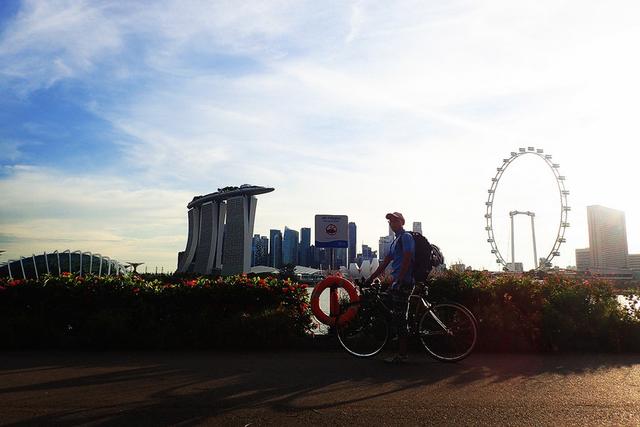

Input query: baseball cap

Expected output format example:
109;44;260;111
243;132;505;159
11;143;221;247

385;212;405;225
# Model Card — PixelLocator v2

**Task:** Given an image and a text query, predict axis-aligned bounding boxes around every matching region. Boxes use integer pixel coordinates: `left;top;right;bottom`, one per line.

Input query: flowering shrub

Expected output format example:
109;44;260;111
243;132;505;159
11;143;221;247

428;270;640;352
0;273;311;350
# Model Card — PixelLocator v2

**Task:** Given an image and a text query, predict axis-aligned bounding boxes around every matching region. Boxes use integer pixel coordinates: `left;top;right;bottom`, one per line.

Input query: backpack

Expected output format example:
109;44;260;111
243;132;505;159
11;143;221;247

399;231;444;281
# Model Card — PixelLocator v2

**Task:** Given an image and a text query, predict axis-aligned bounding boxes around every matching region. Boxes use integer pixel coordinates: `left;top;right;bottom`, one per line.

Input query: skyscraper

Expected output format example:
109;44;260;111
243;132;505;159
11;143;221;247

177;185;274;275
362;244;374;261
587;205;628;269
251;234;261;267
260;236;269;266
299;227;311;267
412;221;422;234
348;222;357;265
379;235;394;260
269;229;283;268
252;235;269;267
575;248;591;271
335;248;347;268
282;227;299;265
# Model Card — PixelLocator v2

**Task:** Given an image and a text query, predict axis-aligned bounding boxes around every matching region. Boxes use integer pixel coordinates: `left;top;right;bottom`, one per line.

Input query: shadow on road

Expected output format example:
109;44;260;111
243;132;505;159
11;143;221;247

1;349;638;426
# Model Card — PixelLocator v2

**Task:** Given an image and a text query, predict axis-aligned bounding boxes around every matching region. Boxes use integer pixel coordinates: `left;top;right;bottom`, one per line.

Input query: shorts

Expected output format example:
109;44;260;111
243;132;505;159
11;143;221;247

388;281;414;337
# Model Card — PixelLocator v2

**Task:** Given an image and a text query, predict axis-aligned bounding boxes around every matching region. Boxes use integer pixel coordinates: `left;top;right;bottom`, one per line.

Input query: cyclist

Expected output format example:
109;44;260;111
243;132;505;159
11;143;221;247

364;212;415;363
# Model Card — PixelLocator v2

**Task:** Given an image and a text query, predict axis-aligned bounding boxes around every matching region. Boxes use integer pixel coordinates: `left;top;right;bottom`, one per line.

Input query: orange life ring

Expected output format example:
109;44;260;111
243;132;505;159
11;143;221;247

310;276;360;327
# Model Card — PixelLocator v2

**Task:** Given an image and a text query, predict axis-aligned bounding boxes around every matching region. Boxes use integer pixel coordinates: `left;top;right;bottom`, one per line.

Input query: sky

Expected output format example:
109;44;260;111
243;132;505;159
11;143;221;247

2;0;640;272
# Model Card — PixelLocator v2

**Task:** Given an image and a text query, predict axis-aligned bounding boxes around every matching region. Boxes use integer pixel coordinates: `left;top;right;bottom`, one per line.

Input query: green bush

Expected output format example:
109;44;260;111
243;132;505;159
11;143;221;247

3;270;639;352
0;273;311;350
427;270;640;352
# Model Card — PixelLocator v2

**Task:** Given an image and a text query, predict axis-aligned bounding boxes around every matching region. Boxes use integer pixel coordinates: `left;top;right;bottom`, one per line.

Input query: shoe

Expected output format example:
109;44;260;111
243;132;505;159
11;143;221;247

383;354;408;364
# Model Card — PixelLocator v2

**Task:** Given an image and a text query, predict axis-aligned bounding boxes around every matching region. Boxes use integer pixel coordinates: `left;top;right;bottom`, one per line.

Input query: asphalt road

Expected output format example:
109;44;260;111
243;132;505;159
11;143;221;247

1;349;640;426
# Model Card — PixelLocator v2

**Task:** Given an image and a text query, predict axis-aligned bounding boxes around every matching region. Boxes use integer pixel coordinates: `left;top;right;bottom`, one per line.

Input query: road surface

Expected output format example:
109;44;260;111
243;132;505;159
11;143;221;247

1;350;640;425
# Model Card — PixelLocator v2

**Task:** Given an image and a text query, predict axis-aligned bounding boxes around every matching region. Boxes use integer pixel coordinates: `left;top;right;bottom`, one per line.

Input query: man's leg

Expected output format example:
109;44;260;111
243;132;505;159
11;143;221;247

386;283;413;361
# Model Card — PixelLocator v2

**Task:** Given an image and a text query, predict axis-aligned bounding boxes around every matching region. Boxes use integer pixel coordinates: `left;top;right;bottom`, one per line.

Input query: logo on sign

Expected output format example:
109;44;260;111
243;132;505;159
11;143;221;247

326;224;337;236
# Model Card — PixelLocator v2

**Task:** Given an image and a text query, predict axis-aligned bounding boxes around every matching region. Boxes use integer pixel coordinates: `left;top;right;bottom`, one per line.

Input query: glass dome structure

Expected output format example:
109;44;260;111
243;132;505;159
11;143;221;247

0;250;128;280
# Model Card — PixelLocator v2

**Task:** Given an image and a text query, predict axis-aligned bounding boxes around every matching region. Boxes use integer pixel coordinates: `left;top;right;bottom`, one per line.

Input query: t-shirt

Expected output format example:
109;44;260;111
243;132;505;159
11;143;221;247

389;229;415;283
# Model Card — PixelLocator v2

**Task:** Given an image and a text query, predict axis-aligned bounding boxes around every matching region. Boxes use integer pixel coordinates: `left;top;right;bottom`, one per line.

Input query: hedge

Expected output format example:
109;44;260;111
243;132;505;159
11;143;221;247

2;271;639;352
425;270;640;352
0;273;311;350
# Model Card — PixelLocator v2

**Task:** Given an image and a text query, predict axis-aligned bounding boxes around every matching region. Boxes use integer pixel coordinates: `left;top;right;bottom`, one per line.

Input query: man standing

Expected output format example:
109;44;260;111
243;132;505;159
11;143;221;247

365;212;415;363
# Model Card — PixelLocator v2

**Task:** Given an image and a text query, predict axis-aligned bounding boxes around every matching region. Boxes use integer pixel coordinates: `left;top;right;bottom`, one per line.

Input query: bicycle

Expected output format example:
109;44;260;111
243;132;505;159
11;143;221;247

337;280;478;362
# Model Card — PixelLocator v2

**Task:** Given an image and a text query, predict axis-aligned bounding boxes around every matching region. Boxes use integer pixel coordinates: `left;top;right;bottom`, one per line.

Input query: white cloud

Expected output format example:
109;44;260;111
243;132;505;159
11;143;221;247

0;166;190;270
3;1;640;270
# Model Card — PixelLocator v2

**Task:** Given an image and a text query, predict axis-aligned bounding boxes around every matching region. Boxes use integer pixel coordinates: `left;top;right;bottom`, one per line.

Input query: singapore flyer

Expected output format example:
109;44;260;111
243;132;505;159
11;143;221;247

485;147;570;271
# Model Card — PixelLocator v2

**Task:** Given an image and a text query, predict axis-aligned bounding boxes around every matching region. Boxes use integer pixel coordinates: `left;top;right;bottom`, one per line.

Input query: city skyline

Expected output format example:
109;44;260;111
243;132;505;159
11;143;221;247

2;2;640;271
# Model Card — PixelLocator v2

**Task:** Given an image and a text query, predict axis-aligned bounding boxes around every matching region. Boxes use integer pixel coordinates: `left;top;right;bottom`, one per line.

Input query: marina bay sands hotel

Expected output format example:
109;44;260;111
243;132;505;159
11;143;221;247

177;185;274;275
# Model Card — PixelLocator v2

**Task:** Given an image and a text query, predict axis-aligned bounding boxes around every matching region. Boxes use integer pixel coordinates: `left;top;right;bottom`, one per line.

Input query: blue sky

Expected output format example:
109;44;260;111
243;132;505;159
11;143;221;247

2;0;640;271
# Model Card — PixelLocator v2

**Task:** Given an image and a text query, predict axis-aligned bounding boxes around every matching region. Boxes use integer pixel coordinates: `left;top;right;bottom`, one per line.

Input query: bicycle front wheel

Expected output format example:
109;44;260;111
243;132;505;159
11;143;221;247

337;307;389;358
418;303;477;362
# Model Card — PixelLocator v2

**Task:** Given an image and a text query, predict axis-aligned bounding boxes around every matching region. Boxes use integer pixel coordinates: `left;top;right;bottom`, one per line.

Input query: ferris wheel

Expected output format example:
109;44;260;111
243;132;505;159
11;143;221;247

485;147;570;271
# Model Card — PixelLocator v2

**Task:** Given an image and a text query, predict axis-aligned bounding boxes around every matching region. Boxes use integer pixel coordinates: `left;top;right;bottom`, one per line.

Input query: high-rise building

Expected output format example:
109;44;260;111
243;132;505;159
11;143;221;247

575;248;591;271
379;235;394;260
309;245;318;268
335;248;347;268
348;222;357;265
316;247;329;269
627;254;640;271
282;227;299;265
412;222;422;234
251;235;269;267
506;262;524;272
269;229;283;268
299;227;311;267
177;185;274;275
587;205;628;269
362;244;374;261
251;234;261;267
260;236;269;266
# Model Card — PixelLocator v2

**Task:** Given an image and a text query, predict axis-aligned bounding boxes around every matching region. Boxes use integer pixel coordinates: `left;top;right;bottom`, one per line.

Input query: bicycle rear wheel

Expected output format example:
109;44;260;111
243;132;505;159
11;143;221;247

337;306;389;357
418;303;477;362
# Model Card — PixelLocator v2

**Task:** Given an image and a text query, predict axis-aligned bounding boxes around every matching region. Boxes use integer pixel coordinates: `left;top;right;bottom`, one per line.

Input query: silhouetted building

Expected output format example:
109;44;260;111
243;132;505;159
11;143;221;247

506;262;524;272
251;235;269;267
412;221;422;234
260;236;269;266
348;222;357;264
269;229;283;268
283;227;299;265
362;244;374;261
299;227;311;267
335;248;347;268
575;248;591;272
588;205;628;269
177;185;274;275
627;254;640;271
379;235;393;260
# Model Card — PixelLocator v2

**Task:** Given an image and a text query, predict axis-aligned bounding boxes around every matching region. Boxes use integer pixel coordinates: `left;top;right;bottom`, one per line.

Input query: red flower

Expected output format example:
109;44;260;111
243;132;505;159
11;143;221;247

185;280;197;287
133;287;140;294
7;279;21;287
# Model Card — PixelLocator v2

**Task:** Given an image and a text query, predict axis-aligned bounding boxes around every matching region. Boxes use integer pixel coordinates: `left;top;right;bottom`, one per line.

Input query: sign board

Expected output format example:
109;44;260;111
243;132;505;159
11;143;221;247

315;215;348;248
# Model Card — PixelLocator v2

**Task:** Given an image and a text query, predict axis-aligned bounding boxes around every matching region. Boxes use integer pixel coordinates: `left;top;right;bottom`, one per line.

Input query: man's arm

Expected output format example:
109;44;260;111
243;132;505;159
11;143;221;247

365;255;392;284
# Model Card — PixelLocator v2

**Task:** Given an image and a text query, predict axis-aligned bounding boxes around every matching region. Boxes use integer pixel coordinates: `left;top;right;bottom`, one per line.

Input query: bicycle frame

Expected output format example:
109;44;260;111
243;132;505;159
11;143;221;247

359;283;451;337
338;280;478;361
